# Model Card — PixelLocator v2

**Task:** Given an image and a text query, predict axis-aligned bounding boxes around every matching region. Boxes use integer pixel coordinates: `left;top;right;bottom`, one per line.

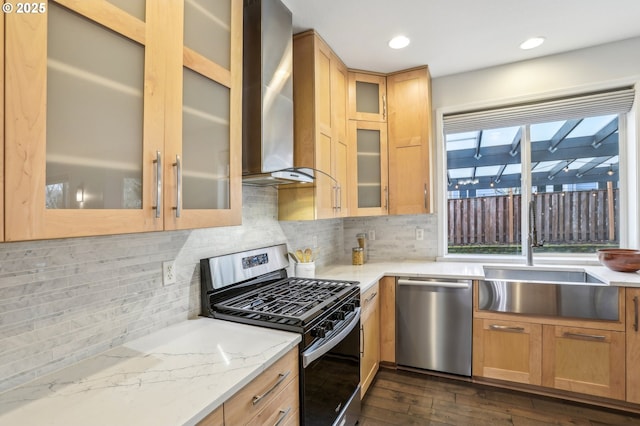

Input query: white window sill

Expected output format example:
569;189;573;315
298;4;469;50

437;253;601;266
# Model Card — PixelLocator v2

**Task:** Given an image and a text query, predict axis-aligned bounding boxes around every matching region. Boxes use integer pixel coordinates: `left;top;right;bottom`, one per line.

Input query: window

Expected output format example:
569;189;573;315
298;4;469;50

443;88;634;257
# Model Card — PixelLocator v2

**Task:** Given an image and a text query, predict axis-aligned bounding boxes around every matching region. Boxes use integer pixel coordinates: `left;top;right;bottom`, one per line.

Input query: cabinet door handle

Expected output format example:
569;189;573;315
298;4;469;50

360;324;365;358
384;186;388;210
252;371;290;406
337;185;342;211
274;407;292;426
489;324;525;333
382;94;387;120
633;296;638;332
173;155;182;218
562;332;606;341
424;183;428;210
153;151;162;218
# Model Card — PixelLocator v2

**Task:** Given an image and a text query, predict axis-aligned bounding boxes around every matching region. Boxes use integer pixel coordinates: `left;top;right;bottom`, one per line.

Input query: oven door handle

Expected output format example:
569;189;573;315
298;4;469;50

302;308;361;368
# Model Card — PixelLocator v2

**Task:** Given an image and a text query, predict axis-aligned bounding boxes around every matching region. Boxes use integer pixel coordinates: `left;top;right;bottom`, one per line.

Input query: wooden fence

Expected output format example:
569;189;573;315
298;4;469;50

448;188;618;246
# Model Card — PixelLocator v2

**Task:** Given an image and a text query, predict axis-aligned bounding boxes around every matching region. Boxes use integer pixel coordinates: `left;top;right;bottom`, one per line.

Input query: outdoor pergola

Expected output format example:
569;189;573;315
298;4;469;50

446;115;619;195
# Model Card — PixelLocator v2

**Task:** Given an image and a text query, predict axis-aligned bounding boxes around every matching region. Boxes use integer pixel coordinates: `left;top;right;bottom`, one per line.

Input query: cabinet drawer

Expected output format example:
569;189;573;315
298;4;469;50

247;377;299;425
224;348;298;425
361;282;379;321
197;405;223;426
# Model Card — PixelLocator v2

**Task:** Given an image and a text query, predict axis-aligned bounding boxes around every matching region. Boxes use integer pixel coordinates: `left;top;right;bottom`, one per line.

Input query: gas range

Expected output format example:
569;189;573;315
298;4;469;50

200;244;361;426
200;245;359;348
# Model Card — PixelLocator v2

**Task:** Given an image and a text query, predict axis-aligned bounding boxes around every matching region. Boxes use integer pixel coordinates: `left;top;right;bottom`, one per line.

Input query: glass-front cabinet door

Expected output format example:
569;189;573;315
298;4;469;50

5;1;162;241
348;72;387;122
164;0;242;230
348;120;388;216
4;0;241;241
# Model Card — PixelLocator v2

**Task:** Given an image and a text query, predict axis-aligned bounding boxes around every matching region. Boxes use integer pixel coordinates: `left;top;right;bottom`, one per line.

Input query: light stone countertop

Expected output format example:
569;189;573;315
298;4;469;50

0;318;301;426
2;260;639;426
316;260;640;292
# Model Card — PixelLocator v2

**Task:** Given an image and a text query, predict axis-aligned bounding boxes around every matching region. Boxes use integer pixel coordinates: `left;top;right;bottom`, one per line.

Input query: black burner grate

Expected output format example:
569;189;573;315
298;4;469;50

213;278;357;328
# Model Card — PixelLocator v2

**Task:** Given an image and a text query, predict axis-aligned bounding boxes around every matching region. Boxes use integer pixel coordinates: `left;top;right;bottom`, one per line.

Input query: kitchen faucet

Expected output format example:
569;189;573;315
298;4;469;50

527;199;544;266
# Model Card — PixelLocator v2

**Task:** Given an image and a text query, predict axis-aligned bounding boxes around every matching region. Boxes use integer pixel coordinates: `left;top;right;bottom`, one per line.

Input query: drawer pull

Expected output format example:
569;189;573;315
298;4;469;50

489;324;524;333
252;371;290;406
634;296;639;332
562;332;606;341
365;291;378;304
274;407;292;426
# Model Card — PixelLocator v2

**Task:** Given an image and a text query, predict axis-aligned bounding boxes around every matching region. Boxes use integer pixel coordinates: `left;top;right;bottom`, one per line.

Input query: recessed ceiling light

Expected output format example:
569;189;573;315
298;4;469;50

388;35;410;49
520;36;545;50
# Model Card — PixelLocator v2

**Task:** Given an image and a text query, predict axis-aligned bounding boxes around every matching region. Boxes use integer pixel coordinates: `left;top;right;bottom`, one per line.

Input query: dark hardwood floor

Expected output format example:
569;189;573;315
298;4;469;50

360;368;640;425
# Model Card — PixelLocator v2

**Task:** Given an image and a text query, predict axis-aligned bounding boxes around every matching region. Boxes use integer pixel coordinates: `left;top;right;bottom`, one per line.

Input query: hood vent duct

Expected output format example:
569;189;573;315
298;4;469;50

241;0;314;186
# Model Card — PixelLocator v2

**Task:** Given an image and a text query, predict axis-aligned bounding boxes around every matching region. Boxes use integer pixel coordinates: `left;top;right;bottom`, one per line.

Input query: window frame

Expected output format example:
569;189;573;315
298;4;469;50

435;87;637;263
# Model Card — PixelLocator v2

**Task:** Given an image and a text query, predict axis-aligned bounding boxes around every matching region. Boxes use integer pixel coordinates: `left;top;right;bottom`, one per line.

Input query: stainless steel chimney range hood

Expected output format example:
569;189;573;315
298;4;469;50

242;0;314;186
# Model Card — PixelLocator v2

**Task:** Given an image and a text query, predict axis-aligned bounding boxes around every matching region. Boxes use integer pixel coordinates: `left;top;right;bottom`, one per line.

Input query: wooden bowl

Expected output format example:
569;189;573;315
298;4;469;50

597;249;640;272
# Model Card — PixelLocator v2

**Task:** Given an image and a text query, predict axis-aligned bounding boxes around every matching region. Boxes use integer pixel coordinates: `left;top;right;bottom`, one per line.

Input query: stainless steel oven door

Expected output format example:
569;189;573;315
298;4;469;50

301;309;361;426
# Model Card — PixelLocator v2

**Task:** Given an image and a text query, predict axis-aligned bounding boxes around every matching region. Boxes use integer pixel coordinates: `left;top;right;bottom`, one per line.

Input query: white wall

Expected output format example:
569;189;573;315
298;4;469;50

431;36;640;254
432;37;640;111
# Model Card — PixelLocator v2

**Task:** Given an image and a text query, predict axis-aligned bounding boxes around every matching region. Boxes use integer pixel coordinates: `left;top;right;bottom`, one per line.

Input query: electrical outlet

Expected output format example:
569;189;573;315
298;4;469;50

368;230;375;241
312;235;318;248
163;261;176;285
416;228;424;241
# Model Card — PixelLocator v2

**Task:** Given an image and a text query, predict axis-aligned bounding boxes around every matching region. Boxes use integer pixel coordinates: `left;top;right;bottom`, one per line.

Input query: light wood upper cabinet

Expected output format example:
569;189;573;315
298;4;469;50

626;288;640;404
166;0;242;230
4;0;241;241
348;120;388;216
0;12;4;242
348;71;386;122
278;30;348;220
387;67;432;214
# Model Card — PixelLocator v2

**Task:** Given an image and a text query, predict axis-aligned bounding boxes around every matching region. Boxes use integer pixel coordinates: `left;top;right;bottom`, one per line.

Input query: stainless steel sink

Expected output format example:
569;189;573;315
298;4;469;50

480;265;616;321
482;265;604;284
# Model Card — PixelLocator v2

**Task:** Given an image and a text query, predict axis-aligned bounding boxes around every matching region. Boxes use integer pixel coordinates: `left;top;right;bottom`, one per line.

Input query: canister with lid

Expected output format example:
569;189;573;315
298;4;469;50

352;247;364;265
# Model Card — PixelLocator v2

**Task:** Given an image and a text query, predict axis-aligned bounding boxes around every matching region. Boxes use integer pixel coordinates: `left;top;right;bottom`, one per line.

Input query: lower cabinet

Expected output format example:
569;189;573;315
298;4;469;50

198;347;299;426
542;325;625;400
472;319;542;386
379;276;396;364
360;282;380;398
473;314;626;401
626;288;640;404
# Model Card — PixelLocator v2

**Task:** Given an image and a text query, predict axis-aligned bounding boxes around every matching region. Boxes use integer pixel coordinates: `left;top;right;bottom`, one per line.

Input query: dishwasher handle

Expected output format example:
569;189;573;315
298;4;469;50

397;278;470;289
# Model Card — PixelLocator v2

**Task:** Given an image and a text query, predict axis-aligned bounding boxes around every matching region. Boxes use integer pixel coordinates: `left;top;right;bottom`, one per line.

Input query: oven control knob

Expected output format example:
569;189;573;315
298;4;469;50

323;320;334;331
312;327;326;338
332;311;345;321
343;303;355;313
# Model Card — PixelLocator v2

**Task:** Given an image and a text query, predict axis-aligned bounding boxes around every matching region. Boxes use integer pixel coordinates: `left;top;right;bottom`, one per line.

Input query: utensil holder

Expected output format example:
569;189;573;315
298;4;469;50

295;261;316;278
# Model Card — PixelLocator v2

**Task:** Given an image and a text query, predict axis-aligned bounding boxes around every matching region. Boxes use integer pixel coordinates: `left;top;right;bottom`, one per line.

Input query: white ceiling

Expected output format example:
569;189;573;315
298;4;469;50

280;0;640;78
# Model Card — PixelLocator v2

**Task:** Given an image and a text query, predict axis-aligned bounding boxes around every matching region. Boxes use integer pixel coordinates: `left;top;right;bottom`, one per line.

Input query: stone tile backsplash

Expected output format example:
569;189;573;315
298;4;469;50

0;184;439;392
0;186;287;392
343;214;438;261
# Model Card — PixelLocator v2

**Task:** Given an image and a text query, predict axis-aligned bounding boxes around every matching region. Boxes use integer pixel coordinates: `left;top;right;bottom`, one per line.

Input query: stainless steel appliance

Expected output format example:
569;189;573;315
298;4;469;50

200;244;361;426
396;277;473;376
242;0;314;186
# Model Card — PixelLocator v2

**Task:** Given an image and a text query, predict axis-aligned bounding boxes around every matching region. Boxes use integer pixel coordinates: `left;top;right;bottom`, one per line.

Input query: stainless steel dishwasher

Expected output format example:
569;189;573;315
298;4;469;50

396;277;473;376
